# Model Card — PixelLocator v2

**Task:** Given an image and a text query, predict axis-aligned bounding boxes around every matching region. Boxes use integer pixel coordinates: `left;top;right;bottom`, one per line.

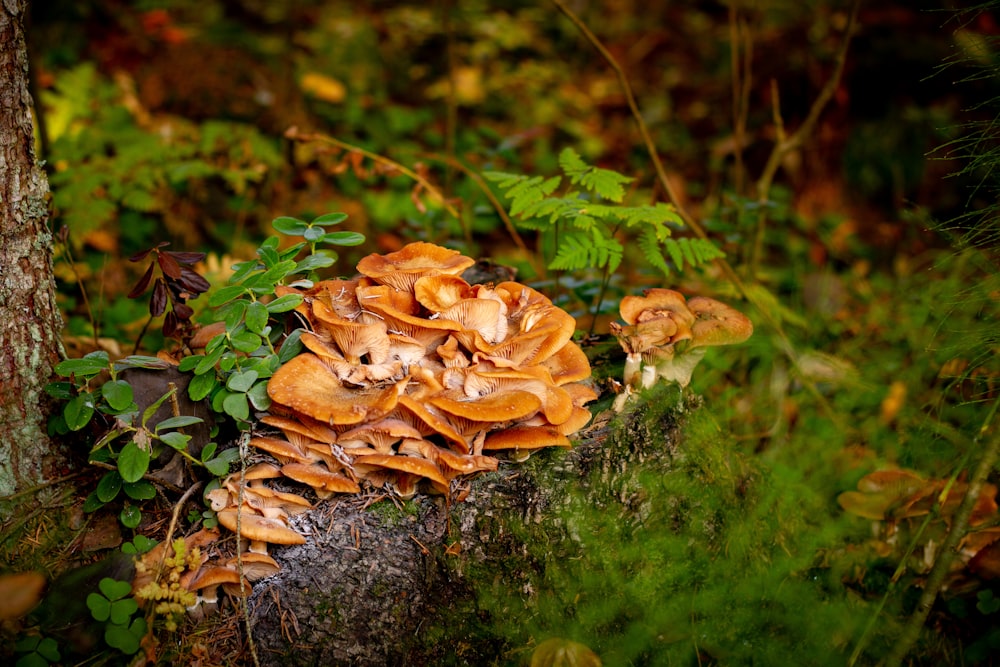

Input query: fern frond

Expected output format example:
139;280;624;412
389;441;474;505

549;228;623;273
639;227;672;278
558;147;633;202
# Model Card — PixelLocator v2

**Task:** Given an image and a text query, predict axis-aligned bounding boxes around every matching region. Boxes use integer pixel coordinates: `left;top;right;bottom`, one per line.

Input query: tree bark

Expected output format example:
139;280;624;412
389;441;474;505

0;0;64;508
238;395;693;666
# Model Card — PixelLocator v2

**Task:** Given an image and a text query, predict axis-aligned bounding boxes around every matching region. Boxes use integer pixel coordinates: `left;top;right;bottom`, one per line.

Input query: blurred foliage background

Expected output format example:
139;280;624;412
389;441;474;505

19;0;1000;663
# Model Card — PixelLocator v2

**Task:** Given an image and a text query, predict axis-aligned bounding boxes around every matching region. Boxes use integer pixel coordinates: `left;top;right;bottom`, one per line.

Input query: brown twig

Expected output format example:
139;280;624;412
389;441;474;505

749;0;861;277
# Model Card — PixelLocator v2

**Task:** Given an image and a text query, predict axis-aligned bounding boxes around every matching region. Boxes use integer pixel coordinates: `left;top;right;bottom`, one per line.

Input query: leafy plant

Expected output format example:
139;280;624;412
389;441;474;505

177;212;364;427
46;353;236;528
127;242;212;344
485;148;724;278
133;537;200;632
13;635;60;667
86;577;147;655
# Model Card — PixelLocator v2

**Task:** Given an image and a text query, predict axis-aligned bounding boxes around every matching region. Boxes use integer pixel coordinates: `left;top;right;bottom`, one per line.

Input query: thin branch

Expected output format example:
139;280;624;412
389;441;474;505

749;0;861;277
284;128;462;221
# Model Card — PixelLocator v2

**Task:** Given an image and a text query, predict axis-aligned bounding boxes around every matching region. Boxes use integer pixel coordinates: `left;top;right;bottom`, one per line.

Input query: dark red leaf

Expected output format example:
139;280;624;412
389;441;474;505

150;278;168;317
128;241;169;263
163;311;180;338
166;251;206;265
157;251;182;279
173;302;194;320
176;267;211;295
127;262;156;298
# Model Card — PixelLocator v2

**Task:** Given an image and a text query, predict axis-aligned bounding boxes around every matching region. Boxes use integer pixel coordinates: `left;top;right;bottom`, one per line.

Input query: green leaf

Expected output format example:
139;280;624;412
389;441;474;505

114;355;170;371
64;394;96;431
155;415;204;431
303;225;325;242
45;380;75;400
82;490;106;513
266;293;304;313
227;369;259;393
194;345;225;375
201;442;218;461
272;216;309;236
55;354;109;377
118;441;150;483
231;330;263;353
99;577;132;601
96;471;122;502
245;301;269;334
321;230;365;246
311;212;348;225
222;299;248;331
159;431;191;450
177;354;203;372
205;455;233;477
119;503;141;529
257;245;281;269
102;380;134;412
247;380;271;411
123;480;156;500
218;351;238;372
208;284;248;307
188;372;218;401
87;592;111;621
105;617;145;655
278;329;305;363
222;392;250;421
140;387;177;429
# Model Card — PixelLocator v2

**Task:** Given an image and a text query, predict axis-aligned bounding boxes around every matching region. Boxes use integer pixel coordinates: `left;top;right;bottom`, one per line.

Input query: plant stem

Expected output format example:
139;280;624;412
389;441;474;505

882;393;1000;667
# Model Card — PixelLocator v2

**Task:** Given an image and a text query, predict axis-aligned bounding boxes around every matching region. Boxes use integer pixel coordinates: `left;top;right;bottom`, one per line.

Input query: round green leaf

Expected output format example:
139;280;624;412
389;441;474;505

104;617;144;655
205;456;231;477
245;301;269;334
102;380;134;412
55;356;109;377
194;345;225;375
226;370;259;393
45;380;76;400
218;351;238;372
64;394;96;431
87;592;111;621
177;354;203;372
82;490;106;513
188;372;218;401
303;225;325;242
99;577;132;600
222;392;250;421
272;216;309;236
119;503;141;529
221;299;248;331
294;254;336;273
96;471;123;503
247;380;271;411
231;330;262;353
159;431;191;450
118;441;150;483
123;479;156;500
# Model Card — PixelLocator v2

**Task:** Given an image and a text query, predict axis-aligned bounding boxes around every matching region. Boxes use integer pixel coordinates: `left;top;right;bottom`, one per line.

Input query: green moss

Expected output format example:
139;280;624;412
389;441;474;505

460;385;884;666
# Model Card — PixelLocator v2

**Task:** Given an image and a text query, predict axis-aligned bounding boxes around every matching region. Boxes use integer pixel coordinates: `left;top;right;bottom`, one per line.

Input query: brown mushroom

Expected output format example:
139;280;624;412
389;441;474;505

281;462;361;497
414;274;475;313
686;296;754;349
429;389;542;423
216;509;306;553
338;418;424;454
352;453;449;497
226;553;281;582
356;242;476;292
187;566;250;605
482;425;571;461
268;353;401;425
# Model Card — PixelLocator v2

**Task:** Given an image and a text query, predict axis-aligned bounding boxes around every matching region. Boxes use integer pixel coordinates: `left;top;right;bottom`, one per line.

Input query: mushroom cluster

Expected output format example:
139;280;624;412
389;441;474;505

209;242;596;557
609;288;753;409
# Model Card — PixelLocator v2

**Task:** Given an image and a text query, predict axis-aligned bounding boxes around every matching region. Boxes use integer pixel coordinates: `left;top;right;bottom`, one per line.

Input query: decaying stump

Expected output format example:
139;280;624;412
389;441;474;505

244;392;698;666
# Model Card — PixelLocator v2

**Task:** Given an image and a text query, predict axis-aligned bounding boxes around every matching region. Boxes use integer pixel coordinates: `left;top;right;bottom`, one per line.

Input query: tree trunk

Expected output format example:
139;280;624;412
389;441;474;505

239;394;696;666
0;0;64;508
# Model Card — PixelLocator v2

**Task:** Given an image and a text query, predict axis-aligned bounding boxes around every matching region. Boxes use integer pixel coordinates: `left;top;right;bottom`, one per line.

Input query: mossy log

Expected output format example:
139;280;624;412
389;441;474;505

245;391;721;666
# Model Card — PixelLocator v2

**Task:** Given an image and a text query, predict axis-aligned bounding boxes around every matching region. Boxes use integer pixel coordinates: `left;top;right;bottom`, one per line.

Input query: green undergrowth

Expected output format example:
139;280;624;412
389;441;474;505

459;385;885;666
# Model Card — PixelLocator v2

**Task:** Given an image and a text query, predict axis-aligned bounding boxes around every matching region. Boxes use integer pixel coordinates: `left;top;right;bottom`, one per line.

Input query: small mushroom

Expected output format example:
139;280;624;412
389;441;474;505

225;553;281;582
187;565;251;607
352;453;449;497
216;509;306;554
483;425;571;462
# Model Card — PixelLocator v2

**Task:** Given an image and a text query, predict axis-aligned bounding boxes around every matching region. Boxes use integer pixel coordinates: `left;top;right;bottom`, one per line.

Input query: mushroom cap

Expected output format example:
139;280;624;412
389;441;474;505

429;388;542;423
268;353;401;425
483;425;571;453
439;298;508;345
414;274;475;313
281;462;361;494
397;394;468;450
225;553;281;582
244;462;284;481
216;510;306;546
356;242;476;292
249;436;310;463
187;565;247;593
686;296;754;348
338;418;424;453
541;340;592;386
260;414;338;445
619;288;691;325
352;453;449;489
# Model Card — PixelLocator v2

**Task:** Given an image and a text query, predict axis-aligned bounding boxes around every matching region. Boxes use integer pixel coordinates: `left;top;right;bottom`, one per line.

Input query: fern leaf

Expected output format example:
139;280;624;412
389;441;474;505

639;227;672;278
558;147;588;175
558;148;633;202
